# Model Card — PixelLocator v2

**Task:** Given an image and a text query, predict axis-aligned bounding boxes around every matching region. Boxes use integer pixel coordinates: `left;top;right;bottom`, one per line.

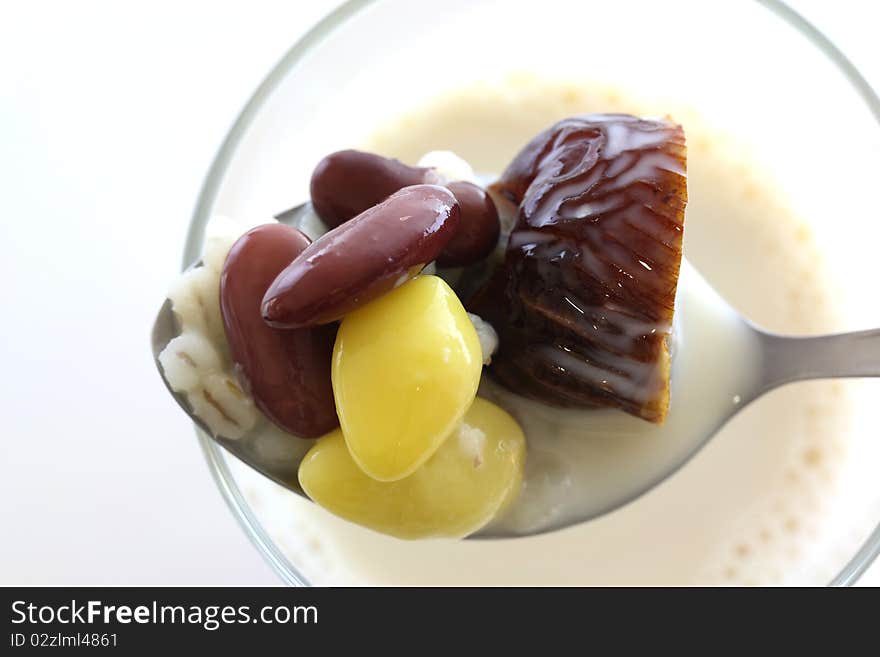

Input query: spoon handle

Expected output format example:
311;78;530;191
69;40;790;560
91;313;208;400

758;327;880;393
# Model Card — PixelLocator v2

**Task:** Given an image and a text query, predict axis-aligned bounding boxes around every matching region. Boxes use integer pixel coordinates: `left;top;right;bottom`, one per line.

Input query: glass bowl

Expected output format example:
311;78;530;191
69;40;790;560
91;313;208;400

183;0;880;585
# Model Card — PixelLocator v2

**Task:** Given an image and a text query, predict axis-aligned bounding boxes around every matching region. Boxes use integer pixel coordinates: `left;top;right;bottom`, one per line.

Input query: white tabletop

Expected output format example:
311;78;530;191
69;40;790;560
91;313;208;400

1;0;878;586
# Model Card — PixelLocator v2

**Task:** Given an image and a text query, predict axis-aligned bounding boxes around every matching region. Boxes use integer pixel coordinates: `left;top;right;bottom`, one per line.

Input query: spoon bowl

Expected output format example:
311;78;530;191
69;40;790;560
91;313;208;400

152;202;880;537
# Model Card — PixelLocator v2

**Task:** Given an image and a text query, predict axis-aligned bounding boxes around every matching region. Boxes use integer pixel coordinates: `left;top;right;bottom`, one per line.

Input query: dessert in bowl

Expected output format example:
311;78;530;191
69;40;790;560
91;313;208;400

158;0;880;584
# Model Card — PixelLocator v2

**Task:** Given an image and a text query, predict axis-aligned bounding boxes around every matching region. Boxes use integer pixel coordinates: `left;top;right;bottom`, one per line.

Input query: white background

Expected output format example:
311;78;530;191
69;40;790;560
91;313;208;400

1;0;878;586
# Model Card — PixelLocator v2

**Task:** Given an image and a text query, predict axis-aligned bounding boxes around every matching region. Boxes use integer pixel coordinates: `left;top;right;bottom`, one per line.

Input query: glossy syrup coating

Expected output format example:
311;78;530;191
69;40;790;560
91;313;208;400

473;114;687;423
436;181;501;268
262;185;460;329
220;224;338;438
310;150;442;228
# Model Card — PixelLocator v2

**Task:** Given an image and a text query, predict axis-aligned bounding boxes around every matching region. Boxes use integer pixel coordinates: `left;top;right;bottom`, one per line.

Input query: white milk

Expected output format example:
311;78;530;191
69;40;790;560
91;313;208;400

229;80;864;585
481;263;761;536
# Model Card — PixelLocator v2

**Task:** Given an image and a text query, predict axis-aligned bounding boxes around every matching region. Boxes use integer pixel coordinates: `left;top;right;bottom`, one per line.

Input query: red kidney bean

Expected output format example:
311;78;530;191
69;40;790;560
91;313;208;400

310;150;442;228
436;181;501;267
262;185;460;329
310;150;500;268
220;224;338;438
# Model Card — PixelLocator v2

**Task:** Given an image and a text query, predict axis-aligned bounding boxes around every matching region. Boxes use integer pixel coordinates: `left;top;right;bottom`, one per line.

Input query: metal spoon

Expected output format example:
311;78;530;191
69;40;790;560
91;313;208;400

151;202;880;537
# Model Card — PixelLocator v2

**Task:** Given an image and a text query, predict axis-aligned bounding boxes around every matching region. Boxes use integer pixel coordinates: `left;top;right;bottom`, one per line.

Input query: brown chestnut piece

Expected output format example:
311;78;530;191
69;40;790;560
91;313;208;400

472;114;687;424
262;185;460;329
310;150;441;228
220;224;338;438
436;181;501;267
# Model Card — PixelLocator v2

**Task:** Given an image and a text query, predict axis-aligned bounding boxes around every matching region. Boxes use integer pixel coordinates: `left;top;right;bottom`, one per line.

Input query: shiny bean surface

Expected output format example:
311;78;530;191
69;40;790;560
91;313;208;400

298;398;526;539
437;181;501;267
310;150;440;228
220;223;338;438
331;275;482;482
262;185;460;329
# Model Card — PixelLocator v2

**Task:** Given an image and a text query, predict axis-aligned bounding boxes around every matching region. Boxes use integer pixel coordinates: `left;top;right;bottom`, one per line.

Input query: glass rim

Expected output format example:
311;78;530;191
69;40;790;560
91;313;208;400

185;0;880;587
